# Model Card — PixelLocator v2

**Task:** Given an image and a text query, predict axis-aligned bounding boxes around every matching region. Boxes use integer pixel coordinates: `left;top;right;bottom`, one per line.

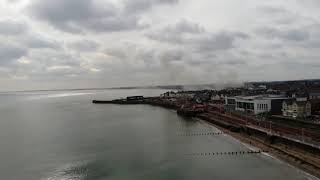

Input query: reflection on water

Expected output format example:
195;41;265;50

0;89;318;180
27;92;95;100
46;162;90;180
45;160;116;180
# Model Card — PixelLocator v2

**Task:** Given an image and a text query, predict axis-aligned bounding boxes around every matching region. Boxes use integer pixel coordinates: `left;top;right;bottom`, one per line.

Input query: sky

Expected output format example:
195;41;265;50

0;0;320;91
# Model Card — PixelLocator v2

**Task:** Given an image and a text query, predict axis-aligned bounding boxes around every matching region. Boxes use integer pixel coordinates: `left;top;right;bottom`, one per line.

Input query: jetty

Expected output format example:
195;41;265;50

93;96;145;104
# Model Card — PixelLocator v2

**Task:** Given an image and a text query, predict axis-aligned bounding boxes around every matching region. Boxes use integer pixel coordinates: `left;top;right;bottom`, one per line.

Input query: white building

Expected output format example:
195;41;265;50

282;100;311;118
225;95;288;115
161;91;195;99
161;91;177;98
211;94;225;101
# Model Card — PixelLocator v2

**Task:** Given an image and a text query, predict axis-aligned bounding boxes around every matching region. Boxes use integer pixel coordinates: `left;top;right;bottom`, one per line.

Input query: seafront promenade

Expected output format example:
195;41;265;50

93;95;320;178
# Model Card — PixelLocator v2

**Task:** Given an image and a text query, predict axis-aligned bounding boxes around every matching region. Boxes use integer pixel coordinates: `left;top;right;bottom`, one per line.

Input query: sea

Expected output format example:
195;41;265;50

0;89;317;180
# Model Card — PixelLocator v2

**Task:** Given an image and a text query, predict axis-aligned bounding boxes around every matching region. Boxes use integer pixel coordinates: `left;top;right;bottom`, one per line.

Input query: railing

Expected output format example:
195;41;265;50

207;109;320;148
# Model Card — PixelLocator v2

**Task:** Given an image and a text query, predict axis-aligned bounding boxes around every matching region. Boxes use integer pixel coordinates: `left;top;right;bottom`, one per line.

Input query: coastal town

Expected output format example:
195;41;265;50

94;79;320;177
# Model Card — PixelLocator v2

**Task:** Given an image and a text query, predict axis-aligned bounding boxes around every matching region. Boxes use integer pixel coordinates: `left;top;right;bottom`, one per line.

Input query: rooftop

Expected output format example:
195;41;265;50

228;95;288;101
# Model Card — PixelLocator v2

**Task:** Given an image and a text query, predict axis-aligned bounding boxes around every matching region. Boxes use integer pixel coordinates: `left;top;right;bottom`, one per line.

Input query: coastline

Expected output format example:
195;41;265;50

198;118;320;179
197;119;317;180
93;97;320;178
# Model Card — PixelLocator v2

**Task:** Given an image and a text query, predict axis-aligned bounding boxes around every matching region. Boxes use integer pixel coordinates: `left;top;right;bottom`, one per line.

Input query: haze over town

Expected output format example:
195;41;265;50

1;0;320;91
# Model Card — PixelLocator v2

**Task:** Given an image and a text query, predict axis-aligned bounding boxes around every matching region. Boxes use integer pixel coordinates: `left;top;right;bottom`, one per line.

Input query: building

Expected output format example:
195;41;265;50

309;90;320;100
126;96;144;101
225;96;236;111
282;99;311;118
161;91;196;100
161;91;177;98
193;92;211;103
234;96;271;115
310;99;320;114
176;91;195;99
210;94;225;104
225;95;288;115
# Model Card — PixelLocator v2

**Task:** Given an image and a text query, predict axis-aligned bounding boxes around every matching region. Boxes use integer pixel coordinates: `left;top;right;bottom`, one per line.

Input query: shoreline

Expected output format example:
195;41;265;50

92;98;320;178
198;118;320;179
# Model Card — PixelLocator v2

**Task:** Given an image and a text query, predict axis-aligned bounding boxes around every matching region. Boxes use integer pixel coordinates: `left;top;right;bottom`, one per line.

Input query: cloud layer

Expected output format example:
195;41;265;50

0;0;320;90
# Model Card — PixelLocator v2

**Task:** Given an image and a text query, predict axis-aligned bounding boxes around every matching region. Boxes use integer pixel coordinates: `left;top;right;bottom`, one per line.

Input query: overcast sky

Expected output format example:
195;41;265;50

0;0;319;91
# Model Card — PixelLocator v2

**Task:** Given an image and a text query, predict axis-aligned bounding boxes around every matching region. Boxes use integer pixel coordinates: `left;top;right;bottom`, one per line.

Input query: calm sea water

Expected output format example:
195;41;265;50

0;89;317;180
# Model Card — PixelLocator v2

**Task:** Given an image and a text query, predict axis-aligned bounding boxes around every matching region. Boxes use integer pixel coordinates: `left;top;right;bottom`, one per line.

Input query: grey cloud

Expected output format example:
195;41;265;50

222;59;247;66
257;5;314;26
257;27;309;42
300;24;320;48
46;65;86;76
0;42;27;65
68;40;99;52
145;20;205;43
27;0;172;33
285;30;310;41
0;20;28;35
303;40;320;49
146;20;248;52
29;0;112;23
29;49;80;67
195;32;248;52
0;19;60;50
104;48;128;59
4;46;85;85
3;0;320;91
124;0;178;13
158;49;184;64
258;6;288;15
296;0;320;7
27;0;120;33
22;35;60;49
6;0;21;3
163;19;205;34
12;49;90;81
84;16;145;33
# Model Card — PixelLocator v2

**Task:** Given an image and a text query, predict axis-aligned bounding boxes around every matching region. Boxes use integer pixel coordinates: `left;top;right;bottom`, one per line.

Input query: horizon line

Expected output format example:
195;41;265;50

1;78;319;93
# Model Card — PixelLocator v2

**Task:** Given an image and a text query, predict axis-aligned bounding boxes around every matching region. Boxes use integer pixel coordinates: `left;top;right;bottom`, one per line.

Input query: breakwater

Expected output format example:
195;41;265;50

185;150;266;157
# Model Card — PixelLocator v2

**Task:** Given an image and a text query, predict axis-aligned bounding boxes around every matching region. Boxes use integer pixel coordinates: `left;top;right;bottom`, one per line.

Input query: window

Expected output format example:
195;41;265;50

228;99;235;105
249;103;254;110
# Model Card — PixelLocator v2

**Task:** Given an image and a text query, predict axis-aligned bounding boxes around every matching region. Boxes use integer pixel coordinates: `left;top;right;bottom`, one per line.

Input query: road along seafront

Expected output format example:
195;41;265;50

93;96;320;178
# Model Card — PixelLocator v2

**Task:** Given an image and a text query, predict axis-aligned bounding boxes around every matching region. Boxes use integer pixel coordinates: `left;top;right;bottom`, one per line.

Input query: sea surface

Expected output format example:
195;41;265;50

0;89;317;180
